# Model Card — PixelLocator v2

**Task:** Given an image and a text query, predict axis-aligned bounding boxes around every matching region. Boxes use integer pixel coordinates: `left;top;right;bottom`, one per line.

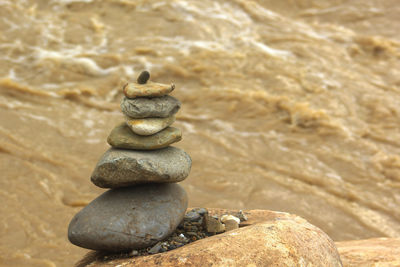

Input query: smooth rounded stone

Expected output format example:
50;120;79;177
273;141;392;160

68;184;188;252
220;215;240;224
126;115;175;136
107;123;182;150
91;146;192;188
123;81;175;98
120;96;181;119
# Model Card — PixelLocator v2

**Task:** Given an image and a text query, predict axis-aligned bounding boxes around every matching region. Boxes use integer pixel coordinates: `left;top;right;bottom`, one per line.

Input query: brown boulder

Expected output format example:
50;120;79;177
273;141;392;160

336;237;400;267
83;209;342;267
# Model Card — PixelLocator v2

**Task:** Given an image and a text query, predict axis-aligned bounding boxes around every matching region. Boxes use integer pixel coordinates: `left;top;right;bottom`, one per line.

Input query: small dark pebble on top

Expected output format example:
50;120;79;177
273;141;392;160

137;70;150;84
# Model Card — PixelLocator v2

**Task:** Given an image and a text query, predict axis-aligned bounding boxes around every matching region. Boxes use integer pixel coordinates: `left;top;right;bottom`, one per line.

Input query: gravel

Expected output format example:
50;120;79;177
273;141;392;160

89;208;247;263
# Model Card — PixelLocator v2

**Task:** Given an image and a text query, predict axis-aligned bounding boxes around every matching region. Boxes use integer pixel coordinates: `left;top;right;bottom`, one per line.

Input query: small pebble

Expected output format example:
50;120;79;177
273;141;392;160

192;208;208;216
129;250;139;256
238;210;248;221
148;242;162;254
137;70;150;84
204;214;225;233
186;231;198;236
185;211;201;222
221;215;240;224
172;234;188;243
224;219;239;231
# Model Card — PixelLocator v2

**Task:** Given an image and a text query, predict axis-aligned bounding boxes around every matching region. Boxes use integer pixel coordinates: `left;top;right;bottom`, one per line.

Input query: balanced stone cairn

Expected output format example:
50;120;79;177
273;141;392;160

68;71;191;252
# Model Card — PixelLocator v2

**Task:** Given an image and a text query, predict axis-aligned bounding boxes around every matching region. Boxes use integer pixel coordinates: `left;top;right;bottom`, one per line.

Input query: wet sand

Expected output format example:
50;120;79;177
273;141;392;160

0;0;399;266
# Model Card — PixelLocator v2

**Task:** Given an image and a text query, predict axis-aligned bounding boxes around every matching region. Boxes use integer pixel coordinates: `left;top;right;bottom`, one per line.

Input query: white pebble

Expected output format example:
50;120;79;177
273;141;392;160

220;215;240;224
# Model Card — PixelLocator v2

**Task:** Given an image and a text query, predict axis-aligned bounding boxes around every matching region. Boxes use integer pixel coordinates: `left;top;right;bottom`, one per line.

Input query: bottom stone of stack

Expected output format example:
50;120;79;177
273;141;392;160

68;183;188;252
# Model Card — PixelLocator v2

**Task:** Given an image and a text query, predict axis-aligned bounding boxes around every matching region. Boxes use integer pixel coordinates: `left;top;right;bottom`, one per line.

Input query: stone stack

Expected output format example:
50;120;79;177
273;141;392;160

68;71;191;252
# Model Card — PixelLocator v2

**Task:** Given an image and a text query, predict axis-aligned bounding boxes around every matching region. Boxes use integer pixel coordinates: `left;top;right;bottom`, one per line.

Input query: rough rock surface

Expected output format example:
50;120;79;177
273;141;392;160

84;209;342;267
68;184;188;251
336;237;400;267
107;123;181;150
121;96;181;118
123;81;175;98
126;115;175;136
91;147;192;188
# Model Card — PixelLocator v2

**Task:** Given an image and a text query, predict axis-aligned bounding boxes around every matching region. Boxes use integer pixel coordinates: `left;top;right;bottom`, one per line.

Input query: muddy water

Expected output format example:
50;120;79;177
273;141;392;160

0;0;400;266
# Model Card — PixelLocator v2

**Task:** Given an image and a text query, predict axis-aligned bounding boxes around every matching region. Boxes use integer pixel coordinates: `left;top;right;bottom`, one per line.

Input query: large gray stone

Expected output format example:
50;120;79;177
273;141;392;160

91;147;192;188
68;184;188;251
107;123;182;150
121;96;181;118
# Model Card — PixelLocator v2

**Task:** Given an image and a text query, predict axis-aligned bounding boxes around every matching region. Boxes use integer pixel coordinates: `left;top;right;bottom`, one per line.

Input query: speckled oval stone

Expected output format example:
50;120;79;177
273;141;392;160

68;184;188;251
91;146;192;188
121;96;181;119
107;123;181;150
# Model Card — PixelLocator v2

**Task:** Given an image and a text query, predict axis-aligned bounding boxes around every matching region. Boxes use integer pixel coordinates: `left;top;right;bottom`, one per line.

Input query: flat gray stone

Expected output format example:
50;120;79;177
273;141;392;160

121;96;181;118
91;147;192;188
107;123;182;150
184;210;201;222
68;184;188;251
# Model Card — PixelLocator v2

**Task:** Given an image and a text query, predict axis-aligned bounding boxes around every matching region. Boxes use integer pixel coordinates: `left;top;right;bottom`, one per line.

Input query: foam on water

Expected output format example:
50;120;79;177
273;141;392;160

36;49;117;77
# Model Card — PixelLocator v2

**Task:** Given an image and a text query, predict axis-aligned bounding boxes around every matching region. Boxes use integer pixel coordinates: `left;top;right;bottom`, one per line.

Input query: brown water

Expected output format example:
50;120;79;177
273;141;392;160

0;0;399;266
